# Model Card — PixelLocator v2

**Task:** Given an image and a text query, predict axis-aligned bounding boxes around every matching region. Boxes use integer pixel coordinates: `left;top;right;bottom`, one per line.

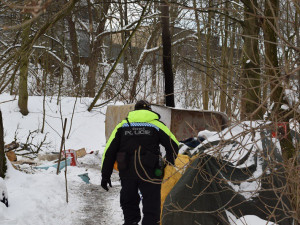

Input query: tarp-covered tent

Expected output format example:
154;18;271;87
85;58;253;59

162;124;299;225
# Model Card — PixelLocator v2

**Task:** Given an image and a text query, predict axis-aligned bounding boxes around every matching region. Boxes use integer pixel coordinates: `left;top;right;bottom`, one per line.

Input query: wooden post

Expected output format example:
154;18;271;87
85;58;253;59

64;144;68;203
56;118;67;175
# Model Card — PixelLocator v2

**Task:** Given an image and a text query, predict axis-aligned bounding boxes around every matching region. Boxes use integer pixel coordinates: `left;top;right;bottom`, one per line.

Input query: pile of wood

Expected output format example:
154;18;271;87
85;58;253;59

5;141;87;166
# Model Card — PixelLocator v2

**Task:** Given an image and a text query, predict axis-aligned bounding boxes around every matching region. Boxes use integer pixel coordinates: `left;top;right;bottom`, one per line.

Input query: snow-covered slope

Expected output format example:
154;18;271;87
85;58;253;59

0;94;281;225
0;93;106;153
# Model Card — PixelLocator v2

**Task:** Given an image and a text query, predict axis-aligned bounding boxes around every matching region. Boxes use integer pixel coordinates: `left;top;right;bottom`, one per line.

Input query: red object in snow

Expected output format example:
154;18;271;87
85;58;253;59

62;149;77;166
271;122;288;139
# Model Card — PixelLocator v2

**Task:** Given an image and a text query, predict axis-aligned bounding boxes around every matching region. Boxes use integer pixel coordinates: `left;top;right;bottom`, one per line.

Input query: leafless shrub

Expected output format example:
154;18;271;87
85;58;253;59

5;129;50;159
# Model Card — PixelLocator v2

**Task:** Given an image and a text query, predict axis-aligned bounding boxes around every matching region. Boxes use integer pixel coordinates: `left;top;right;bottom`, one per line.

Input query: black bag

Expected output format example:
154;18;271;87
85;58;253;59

116;152;128;171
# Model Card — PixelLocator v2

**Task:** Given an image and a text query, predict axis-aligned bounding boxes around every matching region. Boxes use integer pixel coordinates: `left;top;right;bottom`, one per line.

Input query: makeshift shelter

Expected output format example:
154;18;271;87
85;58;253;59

161;126;299;225
105;104;228;141
161;154;192;210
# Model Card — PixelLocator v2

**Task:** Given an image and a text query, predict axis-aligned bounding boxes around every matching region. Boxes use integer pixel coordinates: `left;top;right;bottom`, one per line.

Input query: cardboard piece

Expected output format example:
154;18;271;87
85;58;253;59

5;151;17;162
75;148;86;158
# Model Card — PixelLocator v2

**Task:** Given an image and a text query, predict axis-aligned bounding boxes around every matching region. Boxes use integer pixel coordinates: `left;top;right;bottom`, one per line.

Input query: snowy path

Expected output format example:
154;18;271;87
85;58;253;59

70;162;123;225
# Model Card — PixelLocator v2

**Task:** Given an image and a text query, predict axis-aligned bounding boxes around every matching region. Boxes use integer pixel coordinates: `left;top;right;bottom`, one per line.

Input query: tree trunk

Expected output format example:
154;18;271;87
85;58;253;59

226;20;237;117
65;8;81;92
119;0;129;82
264;0;297;159
9;66;18;95
85;1;111;97
160;0;175;107
264;1;299;221
204;0;213;110
193;0;206;110
0;111;6;179
151;6;159;103
17;0;79;111
129;24;160;102
41;68;47;133
220;1;229;113
18;17;31;116
150;44;158;103
295;7;300;94
57;38;65;105
240;0;262;120
263;0;283;116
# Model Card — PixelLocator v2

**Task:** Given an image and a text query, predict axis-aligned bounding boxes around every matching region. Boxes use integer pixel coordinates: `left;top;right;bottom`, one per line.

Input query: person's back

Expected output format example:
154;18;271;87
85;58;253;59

101;100;179;225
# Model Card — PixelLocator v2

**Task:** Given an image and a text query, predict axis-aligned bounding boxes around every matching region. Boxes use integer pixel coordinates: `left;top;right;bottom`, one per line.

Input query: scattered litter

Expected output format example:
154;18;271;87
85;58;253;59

35;157;71;171
62;149;77;166
78;173;90;184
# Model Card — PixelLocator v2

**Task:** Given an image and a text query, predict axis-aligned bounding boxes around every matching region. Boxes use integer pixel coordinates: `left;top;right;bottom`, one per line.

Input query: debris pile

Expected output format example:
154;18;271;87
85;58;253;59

4;141;88;173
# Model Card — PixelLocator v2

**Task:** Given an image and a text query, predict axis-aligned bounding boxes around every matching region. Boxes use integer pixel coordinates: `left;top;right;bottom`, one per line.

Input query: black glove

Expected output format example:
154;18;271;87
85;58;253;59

101;176;112;191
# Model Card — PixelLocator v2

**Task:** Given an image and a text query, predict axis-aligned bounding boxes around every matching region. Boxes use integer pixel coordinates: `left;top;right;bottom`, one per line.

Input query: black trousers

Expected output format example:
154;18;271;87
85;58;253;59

120;178;161;225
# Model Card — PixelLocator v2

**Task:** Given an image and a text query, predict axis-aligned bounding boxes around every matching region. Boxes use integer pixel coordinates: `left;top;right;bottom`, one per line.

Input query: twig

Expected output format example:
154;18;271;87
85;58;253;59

87;0;151;111
56;118;67;175
0;98;17;105
67;94;78;139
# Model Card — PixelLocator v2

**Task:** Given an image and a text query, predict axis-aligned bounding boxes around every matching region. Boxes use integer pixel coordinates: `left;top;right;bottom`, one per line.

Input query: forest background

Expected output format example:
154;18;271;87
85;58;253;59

0;0;299;223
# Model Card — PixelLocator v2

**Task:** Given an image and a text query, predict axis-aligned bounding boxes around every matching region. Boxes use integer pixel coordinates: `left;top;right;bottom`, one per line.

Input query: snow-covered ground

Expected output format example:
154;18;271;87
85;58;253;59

0;94;279;225
0;93;106;152
0;94;123;225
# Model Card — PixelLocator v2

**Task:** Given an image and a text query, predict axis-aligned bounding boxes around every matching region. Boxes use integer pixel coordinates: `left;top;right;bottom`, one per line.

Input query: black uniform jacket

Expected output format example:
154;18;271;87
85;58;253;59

101;109;179;180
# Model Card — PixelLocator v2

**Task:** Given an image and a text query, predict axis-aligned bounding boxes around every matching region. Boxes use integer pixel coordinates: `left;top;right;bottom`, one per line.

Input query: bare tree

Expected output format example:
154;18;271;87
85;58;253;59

65;1;81;91
160;0;175;107
239;0;263;120
18;15;31;116
85;0;111;97
87;1;151;111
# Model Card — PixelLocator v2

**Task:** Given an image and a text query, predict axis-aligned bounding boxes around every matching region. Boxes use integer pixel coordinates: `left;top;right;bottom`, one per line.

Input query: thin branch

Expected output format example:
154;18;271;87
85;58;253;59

87;0;152;111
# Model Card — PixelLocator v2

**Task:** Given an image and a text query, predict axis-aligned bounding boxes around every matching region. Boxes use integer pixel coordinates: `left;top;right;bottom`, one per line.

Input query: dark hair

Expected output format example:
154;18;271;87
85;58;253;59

134;100;151;110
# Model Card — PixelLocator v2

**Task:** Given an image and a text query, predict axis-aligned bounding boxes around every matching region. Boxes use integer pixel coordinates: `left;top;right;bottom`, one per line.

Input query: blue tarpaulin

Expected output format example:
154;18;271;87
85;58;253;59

35;158;71;171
